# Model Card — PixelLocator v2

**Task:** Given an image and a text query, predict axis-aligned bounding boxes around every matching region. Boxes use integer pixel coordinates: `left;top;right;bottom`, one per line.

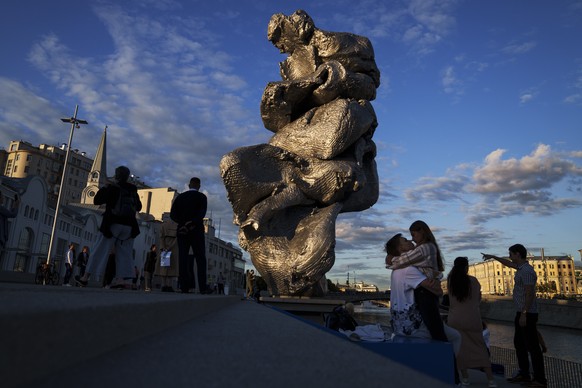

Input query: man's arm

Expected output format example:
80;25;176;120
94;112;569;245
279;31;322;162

523;284;535;313
481;253;518;269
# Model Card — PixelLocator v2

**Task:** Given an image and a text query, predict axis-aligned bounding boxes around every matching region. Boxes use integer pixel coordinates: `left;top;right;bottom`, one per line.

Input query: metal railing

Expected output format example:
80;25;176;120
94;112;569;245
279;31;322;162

490;346;582;388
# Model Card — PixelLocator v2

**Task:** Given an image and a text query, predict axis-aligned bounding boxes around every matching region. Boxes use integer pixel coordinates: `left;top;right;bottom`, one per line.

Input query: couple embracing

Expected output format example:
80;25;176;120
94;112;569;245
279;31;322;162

385;220;462;385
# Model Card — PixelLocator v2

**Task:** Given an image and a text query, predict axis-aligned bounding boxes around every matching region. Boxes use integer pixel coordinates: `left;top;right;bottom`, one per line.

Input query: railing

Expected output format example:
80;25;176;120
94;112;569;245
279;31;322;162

490;345;582;388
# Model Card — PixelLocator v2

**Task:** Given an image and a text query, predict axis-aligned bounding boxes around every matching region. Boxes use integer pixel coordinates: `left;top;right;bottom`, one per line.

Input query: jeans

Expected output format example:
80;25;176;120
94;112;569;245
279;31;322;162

514;312;546;383
63;263;72;284
86;224;134;280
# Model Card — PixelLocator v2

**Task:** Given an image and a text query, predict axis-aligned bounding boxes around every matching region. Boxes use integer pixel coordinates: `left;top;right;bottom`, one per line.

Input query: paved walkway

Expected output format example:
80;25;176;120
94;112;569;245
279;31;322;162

0;282;512;387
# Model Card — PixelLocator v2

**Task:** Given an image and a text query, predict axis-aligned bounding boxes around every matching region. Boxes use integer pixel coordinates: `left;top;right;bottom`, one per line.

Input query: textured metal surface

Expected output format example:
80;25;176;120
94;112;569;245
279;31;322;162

220;10;380;296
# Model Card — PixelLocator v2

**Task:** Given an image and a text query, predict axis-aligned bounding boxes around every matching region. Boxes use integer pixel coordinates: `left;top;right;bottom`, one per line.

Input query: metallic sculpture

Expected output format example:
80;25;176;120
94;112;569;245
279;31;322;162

220;10;380;296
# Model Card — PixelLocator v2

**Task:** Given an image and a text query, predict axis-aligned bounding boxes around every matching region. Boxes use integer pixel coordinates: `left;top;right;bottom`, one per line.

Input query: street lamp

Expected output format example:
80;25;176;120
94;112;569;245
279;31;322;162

45;105;88;268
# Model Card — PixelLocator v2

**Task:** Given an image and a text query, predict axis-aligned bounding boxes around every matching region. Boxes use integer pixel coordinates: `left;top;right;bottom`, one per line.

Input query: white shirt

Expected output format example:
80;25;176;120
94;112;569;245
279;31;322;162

65;248;74;265
390;266;431;339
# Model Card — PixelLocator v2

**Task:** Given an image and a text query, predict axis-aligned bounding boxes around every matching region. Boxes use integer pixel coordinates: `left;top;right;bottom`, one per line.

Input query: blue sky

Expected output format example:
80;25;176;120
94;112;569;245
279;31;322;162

1;0;581;290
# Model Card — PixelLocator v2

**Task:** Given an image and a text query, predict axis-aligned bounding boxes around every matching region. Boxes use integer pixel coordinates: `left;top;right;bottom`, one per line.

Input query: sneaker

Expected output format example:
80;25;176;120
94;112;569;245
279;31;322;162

461;377;470;386
488;380;498;388
145;288;151;292
62;283;71;287
75;277;88;287
507;374;531;383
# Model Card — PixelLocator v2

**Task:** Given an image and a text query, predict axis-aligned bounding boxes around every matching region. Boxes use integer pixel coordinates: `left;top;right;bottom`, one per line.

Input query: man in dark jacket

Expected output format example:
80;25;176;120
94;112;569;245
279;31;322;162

77;166;142;288
170;177;209;294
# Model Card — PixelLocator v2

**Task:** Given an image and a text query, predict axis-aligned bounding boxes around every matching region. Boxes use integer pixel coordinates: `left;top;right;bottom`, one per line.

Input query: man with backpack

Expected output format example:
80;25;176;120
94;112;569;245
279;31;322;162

76;166;142;288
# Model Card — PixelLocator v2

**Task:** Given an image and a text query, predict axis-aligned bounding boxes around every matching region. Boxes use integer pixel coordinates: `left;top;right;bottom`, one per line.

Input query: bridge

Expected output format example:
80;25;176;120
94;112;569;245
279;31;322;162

323;291;391;303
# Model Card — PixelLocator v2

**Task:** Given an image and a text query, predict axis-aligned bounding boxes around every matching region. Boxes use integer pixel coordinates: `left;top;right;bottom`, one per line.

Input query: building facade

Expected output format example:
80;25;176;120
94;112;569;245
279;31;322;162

464;256;579;297
3;140;93;204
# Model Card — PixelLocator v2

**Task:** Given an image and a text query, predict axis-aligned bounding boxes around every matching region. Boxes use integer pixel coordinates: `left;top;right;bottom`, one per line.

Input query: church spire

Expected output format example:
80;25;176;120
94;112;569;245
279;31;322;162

80;126;108;204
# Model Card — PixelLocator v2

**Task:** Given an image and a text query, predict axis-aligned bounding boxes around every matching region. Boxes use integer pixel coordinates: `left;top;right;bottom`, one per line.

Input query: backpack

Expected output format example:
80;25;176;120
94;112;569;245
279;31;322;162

111;184;137;217
325;305;358;331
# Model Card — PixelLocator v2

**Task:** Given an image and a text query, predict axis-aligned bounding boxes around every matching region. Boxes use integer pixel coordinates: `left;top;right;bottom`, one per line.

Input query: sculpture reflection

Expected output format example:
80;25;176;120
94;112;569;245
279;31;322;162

220;10;380;296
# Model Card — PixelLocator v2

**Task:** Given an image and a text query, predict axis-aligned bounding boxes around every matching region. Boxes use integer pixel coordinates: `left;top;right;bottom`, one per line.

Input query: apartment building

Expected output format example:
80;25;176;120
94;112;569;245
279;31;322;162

466;255;578;297
3;140;93;204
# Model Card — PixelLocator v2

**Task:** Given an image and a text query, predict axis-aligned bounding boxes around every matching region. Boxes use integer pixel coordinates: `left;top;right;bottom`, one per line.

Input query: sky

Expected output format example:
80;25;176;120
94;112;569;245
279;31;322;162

1;0;581;291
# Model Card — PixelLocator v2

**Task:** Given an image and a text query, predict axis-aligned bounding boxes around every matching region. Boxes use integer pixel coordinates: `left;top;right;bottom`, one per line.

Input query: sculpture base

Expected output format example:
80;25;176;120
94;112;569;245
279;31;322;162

260;296;345;324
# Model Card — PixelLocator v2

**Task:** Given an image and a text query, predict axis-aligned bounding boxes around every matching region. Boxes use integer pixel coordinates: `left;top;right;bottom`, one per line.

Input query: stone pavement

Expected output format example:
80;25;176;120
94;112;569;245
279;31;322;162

0;283;512;387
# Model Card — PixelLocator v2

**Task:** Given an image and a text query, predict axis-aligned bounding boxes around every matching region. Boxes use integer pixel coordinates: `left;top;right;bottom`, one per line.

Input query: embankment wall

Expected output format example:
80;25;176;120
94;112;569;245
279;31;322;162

480;295;582;330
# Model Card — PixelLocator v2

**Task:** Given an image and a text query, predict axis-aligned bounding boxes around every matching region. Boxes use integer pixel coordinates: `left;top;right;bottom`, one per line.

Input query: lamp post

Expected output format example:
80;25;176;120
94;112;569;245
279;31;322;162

45;105;88;268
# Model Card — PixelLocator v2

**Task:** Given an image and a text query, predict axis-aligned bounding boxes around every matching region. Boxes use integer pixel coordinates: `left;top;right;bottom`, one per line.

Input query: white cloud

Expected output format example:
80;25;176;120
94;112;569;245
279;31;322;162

502;40;537;55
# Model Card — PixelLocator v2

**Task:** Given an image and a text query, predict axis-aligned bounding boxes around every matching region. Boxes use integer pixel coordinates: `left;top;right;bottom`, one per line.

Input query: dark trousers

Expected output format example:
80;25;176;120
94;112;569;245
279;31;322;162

63;263;73;284
415;287;459;384
514;312;546;383
177;231;207;293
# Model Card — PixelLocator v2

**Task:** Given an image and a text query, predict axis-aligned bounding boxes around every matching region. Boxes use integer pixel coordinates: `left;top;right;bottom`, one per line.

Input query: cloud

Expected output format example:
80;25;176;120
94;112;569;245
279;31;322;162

405;173;470;202
519;88;538;104
502;40;537;55
442;66;464;96
470;144;582;194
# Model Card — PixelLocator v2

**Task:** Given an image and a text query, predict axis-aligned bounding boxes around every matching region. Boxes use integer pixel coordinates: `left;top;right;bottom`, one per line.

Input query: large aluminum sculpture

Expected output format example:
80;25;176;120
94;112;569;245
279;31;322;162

220;10;380;296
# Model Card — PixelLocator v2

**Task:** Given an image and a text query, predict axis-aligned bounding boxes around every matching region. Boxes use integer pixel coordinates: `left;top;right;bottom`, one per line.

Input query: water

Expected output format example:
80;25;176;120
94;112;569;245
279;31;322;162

352;305;582;365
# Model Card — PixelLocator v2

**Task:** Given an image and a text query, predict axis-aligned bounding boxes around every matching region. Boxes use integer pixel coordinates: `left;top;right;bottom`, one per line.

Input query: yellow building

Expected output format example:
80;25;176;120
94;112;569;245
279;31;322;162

3;140;93;204
466;256;578;297
138;187;178;221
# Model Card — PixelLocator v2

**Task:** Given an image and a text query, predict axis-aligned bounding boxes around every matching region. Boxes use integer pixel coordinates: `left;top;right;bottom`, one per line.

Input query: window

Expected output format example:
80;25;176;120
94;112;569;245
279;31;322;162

39;233;50;255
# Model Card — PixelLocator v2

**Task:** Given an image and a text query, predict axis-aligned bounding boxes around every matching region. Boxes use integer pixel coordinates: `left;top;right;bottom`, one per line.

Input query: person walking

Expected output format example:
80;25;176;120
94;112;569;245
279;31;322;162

76;166;142;289
483;245;547;387
246;269;255;299
77;246;89;278
447;257;496;387
170;177;209;294
144;244;157;291
63;243;75;286
157;214;179;292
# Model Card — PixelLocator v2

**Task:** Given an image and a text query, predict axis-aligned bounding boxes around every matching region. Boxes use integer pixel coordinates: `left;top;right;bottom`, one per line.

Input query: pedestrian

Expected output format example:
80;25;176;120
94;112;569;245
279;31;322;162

447;257;496;387
246;269;255;299
483;245;547;387
170;177;209;294
0;191;19;258
63;243;75;286
76;166;142;289
77;246;89;278
217;272;225;294
144;244;157;291
157;214;179;292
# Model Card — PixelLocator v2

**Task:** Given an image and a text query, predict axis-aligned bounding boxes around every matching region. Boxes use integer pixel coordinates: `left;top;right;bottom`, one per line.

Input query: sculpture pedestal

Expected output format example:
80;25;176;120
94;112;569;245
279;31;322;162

260;296;345;324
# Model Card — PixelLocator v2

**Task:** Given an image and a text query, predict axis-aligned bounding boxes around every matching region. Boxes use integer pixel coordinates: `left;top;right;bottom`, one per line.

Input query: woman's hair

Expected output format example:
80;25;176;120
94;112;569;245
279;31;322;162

409;220;444;271
447;256;471;302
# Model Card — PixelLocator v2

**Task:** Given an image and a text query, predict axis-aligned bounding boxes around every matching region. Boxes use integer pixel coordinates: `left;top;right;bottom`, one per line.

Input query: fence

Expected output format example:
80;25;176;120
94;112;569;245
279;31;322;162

490;346;582;388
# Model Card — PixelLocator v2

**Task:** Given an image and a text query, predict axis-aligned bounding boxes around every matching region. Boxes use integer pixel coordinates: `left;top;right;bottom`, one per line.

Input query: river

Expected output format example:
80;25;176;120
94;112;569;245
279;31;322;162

352;305;582;365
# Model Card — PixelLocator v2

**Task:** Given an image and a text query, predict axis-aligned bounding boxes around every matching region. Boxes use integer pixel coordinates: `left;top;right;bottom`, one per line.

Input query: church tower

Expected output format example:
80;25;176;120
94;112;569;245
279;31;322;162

80;127;108;204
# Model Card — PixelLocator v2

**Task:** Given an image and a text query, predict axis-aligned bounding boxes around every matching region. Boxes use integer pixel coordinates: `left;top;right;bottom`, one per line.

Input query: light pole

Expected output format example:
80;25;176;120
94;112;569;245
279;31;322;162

45;105;88;268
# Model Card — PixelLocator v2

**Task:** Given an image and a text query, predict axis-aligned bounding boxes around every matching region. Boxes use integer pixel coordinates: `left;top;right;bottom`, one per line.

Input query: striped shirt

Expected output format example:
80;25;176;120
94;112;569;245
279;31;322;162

513;261;538;313
390;242;442;280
